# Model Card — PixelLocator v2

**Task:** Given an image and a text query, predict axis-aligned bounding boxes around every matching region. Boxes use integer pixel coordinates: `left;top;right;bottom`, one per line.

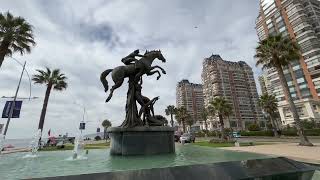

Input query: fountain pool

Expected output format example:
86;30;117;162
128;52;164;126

0;144;318;179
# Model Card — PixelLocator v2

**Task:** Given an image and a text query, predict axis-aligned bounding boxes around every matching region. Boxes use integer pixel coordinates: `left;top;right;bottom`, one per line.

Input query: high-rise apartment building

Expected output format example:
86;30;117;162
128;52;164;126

176;80;204;126
256;0;320;125
259;75;268;94
202;55;264;130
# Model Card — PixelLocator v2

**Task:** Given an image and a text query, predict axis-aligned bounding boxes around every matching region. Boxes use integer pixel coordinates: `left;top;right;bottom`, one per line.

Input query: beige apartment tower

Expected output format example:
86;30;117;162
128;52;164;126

176;80;204;126
202;55;264;131
259;75;268;95
256;0;320;125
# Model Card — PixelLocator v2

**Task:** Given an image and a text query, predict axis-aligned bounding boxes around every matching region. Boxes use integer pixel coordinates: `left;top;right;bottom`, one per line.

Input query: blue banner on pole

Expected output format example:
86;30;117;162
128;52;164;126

2;101;23;118
79;122;86;130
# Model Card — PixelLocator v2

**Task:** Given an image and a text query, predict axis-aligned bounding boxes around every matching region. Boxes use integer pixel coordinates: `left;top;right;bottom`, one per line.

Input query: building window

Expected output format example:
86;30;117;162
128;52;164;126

294;69;304;78
279;26;286;33
299;84;308;89
297;78;305;83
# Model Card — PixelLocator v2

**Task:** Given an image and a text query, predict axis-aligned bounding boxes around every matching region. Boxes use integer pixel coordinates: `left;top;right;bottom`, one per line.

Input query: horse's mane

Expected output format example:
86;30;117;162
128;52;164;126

144;50;161;55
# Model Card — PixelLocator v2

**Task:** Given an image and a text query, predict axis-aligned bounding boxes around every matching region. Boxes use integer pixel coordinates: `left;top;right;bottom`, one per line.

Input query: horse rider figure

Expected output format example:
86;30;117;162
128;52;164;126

121;49;145;65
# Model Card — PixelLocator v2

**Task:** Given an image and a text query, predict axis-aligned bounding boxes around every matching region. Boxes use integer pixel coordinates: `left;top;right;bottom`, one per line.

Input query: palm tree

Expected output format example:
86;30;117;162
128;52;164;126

165;105;176;127
175;107;189;133
102;119;112;129
32;68;67;134
255;34;312;146
208;97;232;140
259;94;280;137
201;108;209;132
0;12;35;68
102;119;112;139
186;116;193;130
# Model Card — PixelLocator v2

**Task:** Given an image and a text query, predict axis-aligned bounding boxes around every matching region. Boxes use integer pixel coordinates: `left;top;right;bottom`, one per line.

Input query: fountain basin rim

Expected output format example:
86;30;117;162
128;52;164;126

107;126;174;133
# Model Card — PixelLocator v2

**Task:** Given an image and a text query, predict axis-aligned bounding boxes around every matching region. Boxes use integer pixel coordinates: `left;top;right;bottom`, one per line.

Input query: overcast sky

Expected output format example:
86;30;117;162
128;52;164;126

0;0;261;139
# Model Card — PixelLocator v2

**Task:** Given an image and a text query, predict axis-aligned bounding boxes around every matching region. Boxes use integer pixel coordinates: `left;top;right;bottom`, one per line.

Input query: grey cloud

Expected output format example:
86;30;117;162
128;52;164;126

0;0;261;139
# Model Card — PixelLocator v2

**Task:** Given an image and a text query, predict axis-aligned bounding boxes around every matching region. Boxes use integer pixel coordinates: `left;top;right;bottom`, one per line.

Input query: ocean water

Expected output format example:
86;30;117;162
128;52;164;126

3;138;31;148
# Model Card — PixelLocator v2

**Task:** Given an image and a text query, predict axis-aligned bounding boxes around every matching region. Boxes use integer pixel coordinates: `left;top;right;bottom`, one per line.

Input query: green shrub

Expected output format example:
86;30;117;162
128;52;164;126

195;131;206;137
248;124;261;131
305;129;320;136
280;129;320;136
240;131;273;136
224;128;232;134
282;129;297;136
301;120;316;129
208;131;220;137
94;136;102;141
195;130;223;137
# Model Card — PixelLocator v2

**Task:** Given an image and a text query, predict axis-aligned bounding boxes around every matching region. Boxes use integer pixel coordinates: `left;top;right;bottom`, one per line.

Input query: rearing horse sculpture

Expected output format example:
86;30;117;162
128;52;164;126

100;50;166;102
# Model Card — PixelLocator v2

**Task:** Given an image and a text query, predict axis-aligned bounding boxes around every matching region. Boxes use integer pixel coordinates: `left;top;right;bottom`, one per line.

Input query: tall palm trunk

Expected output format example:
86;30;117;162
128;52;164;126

0;55;4;68
170;114;174;127
182;119;186;133
103;128;107;140
219;114;226;140
276;64;312;146
38;84;52;131
204;120;208;137
269;114;279;137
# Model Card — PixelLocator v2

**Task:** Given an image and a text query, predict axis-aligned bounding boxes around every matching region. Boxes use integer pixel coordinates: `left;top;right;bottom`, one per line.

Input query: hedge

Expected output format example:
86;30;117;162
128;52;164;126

240;129;320;137
305;129;320;136
281;129;297;136
195;131;219;137
195;129;320;137
282;129;320;136
240;130;274;136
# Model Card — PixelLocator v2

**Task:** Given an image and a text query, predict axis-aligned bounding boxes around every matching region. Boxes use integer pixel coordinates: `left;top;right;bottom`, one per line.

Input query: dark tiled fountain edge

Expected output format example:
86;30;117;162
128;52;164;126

30;157;316;180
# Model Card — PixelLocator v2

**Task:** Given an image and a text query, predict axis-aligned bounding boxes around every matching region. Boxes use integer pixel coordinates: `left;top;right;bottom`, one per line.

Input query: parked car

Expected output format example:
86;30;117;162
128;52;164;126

179;133;195;143
230;132;241;138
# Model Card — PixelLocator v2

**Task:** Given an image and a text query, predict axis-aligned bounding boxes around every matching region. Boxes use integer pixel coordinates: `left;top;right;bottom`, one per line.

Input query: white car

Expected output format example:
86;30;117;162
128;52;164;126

179;133;195;143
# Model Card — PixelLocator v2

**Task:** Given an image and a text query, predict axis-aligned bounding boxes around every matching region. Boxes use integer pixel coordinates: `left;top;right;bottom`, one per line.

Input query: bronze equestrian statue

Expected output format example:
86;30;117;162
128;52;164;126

100;49;168;128
100;50;166;102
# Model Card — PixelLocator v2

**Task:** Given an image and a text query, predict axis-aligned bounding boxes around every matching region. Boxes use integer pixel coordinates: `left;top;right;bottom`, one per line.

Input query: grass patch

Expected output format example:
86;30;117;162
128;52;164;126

194;141;235;147
194;141;269;148
84;142;110;150
39;141;110;152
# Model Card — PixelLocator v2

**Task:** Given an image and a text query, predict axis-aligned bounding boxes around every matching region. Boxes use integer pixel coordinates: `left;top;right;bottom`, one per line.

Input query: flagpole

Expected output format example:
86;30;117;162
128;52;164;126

3;61;26;137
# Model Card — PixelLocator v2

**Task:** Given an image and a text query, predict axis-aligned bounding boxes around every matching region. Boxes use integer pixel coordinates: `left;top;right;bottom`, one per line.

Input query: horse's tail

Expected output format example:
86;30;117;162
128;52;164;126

100;69;113;92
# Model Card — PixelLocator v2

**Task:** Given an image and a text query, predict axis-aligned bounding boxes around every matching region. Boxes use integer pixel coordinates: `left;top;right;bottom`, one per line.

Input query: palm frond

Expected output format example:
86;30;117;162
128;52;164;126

33;67;68;91
255;33;300;70
0;11;35;60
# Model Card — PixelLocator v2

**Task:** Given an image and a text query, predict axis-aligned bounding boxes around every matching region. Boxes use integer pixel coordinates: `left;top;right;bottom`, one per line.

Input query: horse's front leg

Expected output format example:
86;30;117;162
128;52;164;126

151;65;166;74
146;70;161;80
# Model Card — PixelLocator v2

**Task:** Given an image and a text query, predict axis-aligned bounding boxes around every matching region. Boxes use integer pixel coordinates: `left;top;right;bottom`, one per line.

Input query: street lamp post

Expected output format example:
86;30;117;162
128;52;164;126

3;61;26;137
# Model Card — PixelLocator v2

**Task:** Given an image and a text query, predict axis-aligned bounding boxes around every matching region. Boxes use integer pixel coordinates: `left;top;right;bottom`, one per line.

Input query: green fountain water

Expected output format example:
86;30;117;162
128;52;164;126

0;144;319;179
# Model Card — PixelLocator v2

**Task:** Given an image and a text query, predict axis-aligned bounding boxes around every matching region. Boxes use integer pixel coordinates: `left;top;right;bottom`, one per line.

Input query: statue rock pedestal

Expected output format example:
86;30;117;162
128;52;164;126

107;126;175;156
